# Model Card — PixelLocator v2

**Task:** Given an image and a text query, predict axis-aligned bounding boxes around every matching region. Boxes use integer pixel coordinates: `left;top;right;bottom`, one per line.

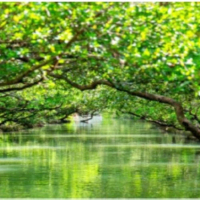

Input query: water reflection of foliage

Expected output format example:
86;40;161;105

0;120;200;197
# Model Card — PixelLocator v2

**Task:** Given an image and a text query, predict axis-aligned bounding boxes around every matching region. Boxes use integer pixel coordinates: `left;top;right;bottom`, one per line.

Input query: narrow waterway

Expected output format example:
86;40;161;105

0;117;200;198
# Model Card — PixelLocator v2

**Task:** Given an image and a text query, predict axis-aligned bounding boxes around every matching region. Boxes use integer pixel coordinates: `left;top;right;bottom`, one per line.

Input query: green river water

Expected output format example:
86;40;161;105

0;117;200;198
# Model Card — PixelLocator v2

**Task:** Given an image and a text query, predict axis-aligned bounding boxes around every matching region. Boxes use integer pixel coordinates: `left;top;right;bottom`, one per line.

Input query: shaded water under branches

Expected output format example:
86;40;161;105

0;117;200;198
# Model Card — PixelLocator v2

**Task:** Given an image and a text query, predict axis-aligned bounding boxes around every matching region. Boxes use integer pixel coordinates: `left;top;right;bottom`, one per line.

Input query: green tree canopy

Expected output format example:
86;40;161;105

1;2;200;139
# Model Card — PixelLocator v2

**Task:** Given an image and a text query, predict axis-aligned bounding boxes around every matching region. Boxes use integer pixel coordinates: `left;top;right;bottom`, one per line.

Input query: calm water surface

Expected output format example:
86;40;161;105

0;117;200;198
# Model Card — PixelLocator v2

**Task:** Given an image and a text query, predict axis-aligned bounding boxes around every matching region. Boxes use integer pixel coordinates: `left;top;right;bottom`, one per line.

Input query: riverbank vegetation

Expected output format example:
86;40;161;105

1;2;200;140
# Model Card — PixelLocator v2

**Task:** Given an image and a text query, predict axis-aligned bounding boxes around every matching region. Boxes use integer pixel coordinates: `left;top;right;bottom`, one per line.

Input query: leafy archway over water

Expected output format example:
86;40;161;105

1;2;200;139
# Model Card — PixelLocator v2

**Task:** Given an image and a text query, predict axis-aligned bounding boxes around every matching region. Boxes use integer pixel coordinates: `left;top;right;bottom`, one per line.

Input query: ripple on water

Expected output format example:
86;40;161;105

0;146;66;151
9;134;164;138
0;158;27;163
0;164;22;173
94;143;200;149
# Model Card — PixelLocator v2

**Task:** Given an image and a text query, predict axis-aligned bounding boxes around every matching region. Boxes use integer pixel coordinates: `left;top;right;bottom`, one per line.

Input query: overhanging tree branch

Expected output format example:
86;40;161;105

0;59;54;87
0;5;112;89
56;76;200;140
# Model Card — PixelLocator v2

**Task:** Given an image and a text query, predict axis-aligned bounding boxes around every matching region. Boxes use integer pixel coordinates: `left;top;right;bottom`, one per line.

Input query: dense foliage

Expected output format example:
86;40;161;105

1;2;200;139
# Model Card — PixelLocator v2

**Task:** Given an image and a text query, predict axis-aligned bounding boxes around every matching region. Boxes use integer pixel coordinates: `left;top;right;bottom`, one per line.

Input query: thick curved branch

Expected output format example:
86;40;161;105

57;77;200;140
0;58;54;87
123;111;184;131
